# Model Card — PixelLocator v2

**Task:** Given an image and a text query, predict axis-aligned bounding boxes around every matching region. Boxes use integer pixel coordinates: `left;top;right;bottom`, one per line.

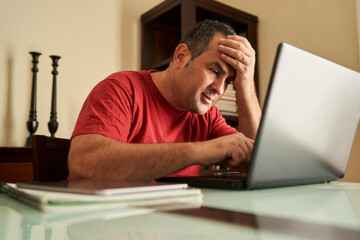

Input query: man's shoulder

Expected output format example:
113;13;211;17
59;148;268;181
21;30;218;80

106;70;151;84
95;70;152;93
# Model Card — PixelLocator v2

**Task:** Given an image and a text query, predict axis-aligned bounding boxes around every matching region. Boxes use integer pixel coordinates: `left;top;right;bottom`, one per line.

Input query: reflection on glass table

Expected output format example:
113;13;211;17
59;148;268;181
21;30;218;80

1;182;359;240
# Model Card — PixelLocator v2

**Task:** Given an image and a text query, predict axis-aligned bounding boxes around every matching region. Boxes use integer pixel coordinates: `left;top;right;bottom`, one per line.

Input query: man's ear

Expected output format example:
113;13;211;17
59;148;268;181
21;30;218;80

173;44;191;69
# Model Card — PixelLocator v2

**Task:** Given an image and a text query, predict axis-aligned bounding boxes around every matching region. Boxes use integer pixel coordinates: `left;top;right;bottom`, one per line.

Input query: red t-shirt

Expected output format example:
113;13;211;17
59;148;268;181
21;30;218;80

72;70;237;176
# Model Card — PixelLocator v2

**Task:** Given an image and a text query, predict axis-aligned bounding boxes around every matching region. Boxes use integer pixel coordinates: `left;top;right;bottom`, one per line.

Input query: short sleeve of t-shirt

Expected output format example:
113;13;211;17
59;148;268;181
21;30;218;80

71;77;135;142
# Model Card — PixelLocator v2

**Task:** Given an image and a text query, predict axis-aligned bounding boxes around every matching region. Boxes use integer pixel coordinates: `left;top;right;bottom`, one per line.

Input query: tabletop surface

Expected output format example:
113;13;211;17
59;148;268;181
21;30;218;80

1;182;359;240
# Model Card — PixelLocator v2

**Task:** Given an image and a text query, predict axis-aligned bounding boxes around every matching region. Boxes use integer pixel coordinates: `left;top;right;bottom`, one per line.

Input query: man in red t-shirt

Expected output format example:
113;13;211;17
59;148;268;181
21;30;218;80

68;20;262;181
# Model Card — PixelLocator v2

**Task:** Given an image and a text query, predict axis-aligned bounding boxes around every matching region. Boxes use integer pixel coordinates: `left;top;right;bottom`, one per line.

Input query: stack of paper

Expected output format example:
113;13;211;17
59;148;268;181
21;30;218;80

0;180;202;213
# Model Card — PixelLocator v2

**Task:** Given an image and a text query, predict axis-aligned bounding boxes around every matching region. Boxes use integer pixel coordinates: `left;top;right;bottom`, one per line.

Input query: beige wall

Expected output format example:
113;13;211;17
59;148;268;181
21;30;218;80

358;0;360;69
0;0;359;181
0;0;122;145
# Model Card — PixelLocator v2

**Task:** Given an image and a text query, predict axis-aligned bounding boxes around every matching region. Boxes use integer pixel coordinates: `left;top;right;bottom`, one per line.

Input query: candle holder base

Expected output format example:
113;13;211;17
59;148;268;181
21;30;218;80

25;136;32;147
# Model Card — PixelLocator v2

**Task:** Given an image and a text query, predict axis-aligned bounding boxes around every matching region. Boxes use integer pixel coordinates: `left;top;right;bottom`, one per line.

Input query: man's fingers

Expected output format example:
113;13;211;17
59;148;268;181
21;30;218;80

244;138;254;162
219;46;250;65
219;36;254;56
208;133;255;168
237;135;254;163
218;35;255;76
226;35;254;52
225;134;254;167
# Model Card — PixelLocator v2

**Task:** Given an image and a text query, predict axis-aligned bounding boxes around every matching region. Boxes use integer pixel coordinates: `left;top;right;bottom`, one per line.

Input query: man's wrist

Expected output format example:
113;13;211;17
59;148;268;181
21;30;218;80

235;79;257;101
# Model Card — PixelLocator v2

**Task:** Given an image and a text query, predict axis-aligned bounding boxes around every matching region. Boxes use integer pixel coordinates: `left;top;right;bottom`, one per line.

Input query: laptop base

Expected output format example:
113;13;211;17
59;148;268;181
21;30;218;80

158;177;247;190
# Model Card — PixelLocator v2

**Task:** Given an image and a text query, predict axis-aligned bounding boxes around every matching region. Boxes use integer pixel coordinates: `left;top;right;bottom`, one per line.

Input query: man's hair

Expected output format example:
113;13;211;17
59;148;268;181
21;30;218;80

179;20;237;60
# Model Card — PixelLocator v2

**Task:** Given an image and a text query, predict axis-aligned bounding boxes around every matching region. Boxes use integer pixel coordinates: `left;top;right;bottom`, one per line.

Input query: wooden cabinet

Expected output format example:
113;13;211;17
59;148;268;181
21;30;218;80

141;0;258;71
141;0;258;125
0;147;33;183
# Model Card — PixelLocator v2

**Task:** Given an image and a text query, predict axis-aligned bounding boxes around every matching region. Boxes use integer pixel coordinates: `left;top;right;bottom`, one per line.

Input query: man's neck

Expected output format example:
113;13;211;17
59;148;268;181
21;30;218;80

151;68;181;110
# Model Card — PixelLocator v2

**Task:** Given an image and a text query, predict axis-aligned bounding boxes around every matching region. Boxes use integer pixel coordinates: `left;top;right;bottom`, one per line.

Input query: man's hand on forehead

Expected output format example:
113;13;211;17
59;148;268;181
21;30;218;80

217;35;256;88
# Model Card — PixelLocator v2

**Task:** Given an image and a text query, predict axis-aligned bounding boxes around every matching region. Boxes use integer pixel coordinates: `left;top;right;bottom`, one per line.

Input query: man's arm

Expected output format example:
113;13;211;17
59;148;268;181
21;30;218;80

236;76;261;140
219;35;261;139
68;132;254;181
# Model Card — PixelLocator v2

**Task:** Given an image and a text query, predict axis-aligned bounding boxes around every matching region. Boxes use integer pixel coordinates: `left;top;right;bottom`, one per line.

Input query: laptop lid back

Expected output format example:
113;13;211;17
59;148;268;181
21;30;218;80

247;43;360;189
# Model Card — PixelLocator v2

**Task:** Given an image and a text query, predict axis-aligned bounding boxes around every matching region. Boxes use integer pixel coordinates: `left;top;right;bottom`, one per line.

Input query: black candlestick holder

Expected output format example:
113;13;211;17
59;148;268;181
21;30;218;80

48;55;61;137
25;52;41;147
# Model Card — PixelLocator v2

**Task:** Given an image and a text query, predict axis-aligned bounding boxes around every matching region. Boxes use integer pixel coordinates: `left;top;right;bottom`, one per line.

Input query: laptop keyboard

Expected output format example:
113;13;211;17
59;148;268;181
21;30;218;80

199;168;248;179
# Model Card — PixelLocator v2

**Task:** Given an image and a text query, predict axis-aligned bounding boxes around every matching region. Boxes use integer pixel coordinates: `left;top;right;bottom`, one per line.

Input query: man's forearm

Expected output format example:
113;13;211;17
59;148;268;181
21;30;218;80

236;82;262;140
68;132;256;181
68;134;229;182
218;35;261;139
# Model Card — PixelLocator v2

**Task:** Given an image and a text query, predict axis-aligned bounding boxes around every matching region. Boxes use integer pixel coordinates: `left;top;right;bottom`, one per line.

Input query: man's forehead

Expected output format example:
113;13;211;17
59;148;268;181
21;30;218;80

198;33;236;77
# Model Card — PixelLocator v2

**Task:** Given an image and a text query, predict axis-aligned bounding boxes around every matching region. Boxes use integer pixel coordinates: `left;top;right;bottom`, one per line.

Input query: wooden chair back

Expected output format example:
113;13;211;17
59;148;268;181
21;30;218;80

32;135;70;181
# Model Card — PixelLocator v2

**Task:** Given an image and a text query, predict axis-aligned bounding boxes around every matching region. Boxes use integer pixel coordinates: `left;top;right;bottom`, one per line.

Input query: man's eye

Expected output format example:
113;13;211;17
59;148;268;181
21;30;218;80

210;68;218;74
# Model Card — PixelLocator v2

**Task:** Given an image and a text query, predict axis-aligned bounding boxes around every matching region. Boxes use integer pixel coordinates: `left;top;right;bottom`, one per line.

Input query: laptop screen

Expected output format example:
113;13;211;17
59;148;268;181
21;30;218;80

247;43;360;189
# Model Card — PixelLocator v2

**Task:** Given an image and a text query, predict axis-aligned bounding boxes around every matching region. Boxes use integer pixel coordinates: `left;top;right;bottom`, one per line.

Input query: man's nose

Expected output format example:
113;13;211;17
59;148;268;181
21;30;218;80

211;78;226;96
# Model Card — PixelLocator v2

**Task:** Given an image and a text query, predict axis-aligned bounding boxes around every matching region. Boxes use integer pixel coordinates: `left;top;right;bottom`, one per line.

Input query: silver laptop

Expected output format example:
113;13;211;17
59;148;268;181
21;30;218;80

158;43;360;189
